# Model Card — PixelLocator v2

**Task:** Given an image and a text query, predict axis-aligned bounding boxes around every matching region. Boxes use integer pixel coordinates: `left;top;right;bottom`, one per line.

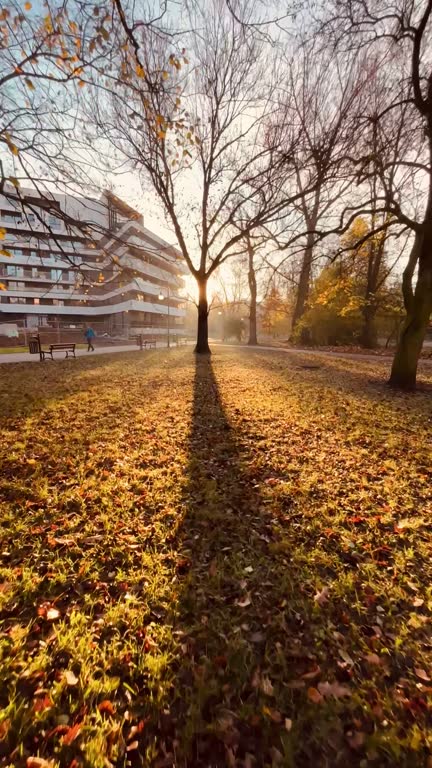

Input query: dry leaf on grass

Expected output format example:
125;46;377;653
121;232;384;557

314;586;330;606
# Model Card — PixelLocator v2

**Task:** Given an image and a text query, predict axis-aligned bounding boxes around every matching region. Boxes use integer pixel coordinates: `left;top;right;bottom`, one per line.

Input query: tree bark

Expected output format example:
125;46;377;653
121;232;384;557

389;233;432;390
292;237;313;331
195;276;211;354
359;300;377;348
247;237;258;346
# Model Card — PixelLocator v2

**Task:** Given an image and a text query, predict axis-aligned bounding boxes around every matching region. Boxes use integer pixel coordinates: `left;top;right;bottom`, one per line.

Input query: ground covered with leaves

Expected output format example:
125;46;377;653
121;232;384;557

0;348;431;768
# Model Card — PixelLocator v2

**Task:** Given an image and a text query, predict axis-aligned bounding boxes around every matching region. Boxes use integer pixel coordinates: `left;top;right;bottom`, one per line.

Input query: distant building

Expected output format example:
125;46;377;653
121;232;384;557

0;188;187;338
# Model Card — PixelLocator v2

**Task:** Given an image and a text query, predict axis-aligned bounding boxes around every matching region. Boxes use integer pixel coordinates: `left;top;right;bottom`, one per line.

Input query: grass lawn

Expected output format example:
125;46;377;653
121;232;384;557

0;348;431;768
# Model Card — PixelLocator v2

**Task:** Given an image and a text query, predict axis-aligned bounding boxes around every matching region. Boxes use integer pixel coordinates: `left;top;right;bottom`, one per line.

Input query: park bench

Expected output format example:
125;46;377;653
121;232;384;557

134;334;157;350
47;343;76;359
28;336;76;361
175;337;188;346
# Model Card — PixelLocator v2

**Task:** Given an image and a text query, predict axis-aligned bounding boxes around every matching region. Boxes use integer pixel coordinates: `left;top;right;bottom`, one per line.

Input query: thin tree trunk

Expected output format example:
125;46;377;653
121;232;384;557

292;238;313;331
389;232;432;389
247;237;258;346
360;300;377;348
195;276;211;354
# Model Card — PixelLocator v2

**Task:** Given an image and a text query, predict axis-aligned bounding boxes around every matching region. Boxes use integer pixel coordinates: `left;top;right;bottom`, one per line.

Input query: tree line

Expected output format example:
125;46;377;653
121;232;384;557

1;0;431;389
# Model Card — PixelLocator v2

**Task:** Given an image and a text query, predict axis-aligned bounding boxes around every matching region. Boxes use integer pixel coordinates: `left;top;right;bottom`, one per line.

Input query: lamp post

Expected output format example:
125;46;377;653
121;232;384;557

158;285;170;348
218;309;224;342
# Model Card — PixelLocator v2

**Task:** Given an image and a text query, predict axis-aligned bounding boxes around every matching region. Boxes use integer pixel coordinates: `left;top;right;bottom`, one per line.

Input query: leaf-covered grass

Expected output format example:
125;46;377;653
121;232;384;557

0;349;431;768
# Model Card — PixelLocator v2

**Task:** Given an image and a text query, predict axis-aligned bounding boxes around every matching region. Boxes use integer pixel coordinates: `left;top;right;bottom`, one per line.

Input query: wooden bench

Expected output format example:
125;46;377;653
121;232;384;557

29;336;76;361
47;343;76;359
134;335;157;350
175;337;188;346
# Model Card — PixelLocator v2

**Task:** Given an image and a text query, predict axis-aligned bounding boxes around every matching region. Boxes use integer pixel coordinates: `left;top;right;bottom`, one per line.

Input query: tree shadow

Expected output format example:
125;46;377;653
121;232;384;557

165;356;307;767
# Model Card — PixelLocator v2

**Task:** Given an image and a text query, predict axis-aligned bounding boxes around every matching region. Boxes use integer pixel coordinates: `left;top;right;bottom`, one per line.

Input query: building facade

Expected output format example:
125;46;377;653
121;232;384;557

0;188;187;339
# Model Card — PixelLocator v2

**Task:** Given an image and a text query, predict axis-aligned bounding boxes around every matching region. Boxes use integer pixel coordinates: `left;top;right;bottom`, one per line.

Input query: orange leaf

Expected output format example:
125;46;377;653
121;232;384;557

307;687;323;704
98;700;115;715
62;722;81;745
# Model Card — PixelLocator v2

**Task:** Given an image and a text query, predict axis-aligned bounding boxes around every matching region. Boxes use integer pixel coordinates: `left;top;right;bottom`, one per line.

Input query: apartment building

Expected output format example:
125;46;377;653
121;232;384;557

0;187;187;338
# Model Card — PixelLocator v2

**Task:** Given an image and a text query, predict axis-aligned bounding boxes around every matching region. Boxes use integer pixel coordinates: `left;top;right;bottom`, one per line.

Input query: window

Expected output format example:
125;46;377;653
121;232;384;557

2;213;17;223
48;215;62;230
52;299;64;306
32;268;39;278
69;271;75;281
34;298;40;305
7;265;23;277
8;281;17;290
9;297;26;304
51;269;63;281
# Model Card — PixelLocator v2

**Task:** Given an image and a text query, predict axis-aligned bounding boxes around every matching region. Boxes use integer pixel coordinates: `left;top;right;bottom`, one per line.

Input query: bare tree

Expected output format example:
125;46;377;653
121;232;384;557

83;0;317;353
320;0;432;389
267;42;369;341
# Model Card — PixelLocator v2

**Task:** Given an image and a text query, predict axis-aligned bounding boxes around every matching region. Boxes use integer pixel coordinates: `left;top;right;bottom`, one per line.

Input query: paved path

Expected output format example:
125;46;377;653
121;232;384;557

0;342;171;365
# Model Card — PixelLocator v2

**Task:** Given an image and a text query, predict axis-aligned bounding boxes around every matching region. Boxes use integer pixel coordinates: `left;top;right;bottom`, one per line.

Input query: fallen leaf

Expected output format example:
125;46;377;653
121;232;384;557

307;686;323;704
262;706;282;723
318;681;351;698
98;700;115;715
285;718;293;731
301;664;321;681
64;670;79;686
26;759;55;768
314;586;329;606
261;676;274;696
413;597;424;608
364;653;381;666
236;595;251;608
126;740;139;751
62;722;81;745
414;668;430;682
46;607;60;621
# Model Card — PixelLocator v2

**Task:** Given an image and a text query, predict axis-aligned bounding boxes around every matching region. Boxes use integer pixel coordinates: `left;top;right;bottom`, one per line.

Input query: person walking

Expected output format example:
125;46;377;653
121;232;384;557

84;325;96;352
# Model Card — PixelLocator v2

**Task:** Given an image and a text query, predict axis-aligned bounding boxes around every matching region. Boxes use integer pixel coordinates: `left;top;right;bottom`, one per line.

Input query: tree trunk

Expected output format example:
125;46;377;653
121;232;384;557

247;237;258;346
195;276;211;354
359;301;377;348
292;241;313;331
389;232;432;389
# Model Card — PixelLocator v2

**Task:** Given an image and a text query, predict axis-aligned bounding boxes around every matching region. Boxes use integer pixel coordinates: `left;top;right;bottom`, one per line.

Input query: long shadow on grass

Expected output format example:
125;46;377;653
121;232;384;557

166;355;301;767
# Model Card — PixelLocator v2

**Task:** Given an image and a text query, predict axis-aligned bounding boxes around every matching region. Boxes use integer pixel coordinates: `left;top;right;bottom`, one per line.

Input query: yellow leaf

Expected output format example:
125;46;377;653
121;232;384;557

24;1;32;10
162;71;169;80
9;176;19;188
8;143;19;156
0;228;6;239
25;78;34;90
78;80;85;87
157;130;166;140
135;64;145;78
0;283;6;291
0;249;12;258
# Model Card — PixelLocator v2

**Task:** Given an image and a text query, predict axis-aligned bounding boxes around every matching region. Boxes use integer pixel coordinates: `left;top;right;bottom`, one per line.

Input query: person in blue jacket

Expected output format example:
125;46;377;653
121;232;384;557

84;325;96;352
